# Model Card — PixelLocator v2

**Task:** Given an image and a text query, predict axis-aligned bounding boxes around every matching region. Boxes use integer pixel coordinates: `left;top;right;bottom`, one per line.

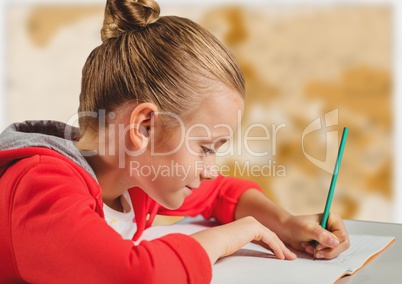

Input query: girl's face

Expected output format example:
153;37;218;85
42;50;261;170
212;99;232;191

134;85;244;209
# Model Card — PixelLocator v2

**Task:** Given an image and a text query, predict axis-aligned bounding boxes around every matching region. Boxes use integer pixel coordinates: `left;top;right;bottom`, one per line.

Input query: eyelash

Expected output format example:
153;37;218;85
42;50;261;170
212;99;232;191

201;146;216;156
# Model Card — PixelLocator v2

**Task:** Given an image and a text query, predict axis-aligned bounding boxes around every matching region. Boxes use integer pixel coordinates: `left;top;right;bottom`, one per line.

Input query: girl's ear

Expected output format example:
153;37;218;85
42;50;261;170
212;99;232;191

129;103;158;151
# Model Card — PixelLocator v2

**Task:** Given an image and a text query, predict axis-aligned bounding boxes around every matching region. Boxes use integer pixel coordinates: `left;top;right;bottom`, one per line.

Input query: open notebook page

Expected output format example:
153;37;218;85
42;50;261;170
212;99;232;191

137;222;394;284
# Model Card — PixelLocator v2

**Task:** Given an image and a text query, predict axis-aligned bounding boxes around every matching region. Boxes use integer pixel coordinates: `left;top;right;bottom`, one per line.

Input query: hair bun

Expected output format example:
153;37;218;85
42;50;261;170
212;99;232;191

101;0;160;42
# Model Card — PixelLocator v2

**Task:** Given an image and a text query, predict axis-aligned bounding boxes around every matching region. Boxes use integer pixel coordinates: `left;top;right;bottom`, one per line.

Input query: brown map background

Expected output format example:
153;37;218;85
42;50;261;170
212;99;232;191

6;3;392;223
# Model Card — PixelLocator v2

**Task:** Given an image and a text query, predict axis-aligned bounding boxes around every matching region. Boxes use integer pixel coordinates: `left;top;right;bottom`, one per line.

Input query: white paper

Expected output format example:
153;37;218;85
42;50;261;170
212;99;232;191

138;222;394;284
212;235;394;284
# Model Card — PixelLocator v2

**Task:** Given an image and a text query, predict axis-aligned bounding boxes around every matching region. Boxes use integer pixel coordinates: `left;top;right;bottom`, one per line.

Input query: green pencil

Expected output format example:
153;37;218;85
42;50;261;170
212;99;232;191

313;127;348;259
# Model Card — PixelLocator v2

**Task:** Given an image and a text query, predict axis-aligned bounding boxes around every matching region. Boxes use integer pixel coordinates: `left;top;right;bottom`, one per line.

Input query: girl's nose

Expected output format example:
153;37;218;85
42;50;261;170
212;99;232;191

200;164;219;181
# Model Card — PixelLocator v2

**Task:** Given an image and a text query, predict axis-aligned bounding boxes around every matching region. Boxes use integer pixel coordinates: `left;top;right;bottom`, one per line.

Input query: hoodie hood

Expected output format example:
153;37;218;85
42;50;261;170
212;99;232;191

0;120;97;180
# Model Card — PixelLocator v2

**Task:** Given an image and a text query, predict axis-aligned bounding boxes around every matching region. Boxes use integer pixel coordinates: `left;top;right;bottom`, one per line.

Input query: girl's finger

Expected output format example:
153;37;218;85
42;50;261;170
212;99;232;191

315;238;350;259
261;230;297;260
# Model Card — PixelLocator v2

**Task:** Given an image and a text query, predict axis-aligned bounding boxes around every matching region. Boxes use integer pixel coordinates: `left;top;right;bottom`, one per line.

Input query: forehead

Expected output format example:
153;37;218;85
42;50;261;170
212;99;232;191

185;86;244;137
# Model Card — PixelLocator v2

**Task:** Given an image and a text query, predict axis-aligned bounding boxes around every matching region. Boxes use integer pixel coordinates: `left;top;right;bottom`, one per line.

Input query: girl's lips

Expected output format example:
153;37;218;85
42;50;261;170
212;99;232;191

186;185;199;191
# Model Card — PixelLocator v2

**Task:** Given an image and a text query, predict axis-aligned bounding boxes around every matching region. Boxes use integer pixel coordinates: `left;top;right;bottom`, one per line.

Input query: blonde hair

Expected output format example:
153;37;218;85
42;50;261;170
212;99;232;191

78;0;245;132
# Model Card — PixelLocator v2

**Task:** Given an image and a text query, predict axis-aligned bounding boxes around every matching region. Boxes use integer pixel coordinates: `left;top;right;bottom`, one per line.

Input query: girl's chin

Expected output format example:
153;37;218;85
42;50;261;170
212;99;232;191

158;190;190;210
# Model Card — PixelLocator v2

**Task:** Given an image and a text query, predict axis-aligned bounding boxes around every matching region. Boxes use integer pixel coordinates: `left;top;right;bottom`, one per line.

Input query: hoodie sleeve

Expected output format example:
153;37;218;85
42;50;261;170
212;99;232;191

158;175;263;224
7;155;211;284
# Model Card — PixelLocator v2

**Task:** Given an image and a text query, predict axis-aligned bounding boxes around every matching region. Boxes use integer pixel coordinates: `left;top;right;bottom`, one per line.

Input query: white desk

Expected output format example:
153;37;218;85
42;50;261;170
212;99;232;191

178;218;401;283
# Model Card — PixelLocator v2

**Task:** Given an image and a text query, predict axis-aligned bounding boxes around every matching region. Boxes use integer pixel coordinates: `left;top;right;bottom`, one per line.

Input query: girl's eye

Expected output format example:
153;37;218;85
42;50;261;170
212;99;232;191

201;146;216;156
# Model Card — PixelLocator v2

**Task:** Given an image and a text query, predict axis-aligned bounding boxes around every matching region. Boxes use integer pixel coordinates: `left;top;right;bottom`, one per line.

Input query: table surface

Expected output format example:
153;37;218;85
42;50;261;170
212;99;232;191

337;219;402;283
180;217;402;283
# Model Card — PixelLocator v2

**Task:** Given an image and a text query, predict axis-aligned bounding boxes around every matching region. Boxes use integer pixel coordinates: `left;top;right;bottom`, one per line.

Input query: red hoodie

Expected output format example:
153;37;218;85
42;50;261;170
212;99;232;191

0;121;262;283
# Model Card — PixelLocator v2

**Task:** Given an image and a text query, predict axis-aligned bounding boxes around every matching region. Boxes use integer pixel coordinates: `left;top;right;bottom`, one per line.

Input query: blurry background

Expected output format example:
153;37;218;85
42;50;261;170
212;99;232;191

1;0;401;223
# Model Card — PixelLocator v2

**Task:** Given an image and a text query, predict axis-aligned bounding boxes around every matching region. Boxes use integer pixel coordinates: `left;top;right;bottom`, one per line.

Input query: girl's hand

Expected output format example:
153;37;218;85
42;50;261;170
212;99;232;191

283;213;350;259
191;216;297;264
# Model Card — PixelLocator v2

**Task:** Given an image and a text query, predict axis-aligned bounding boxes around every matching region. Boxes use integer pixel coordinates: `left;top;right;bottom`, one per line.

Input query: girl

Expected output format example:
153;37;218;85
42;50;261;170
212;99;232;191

0;0;349;283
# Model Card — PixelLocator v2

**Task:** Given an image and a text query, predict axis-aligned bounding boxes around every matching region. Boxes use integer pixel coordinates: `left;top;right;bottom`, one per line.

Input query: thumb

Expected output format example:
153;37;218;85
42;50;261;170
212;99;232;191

313;226;340;249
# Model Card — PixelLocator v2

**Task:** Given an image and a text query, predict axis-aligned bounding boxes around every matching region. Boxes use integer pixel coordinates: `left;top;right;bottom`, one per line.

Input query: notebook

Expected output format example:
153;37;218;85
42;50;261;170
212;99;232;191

138;221;395;284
